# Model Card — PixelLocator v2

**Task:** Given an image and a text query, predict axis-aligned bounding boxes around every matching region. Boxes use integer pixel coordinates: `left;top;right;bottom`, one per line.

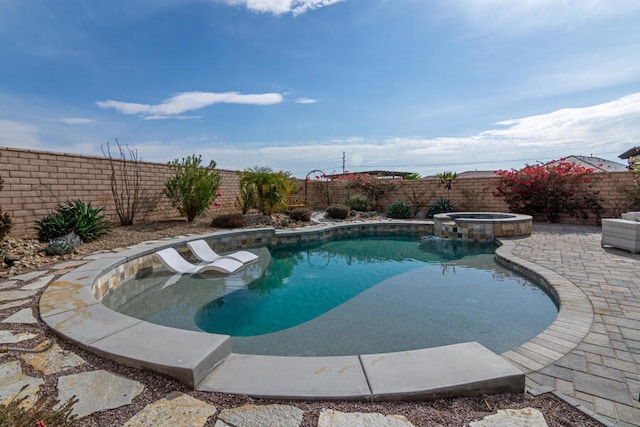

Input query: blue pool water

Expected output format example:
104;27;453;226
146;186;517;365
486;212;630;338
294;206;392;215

103;236;558;356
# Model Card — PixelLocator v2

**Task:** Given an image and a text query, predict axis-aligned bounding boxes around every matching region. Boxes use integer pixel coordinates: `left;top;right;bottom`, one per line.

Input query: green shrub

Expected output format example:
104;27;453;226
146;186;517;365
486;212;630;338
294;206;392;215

387;200;412;219
61;200;109;242
427;198;454;217
348;194;370;212
34;210;74;241
325;204;350;219
45;238;77;256
34;200;109;242
289;208;311;222
211;214;246;228
165;155;222;222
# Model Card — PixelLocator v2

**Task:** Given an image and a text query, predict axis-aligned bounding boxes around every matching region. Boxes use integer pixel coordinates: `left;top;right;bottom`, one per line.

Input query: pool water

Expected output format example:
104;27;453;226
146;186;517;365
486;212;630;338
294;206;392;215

103;236;558;356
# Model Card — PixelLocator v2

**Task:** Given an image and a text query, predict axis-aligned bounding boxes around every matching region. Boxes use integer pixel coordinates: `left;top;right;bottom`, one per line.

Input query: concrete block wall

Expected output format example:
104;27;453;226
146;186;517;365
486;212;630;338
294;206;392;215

299;172;638;225
0;147;241;235
1;146;637;234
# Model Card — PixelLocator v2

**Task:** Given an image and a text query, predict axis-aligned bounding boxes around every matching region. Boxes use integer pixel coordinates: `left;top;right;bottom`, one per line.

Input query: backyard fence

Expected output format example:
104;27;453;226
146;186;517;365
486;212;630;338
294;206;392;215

1;146;637;235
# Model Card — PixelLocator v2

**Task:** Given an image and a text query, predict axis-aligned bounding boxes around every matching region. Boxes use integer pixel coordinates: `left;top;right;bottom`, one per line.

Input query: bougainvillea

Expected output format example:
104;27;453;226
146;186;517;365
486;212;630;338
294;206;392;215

493;160;603;222
334;173;399;210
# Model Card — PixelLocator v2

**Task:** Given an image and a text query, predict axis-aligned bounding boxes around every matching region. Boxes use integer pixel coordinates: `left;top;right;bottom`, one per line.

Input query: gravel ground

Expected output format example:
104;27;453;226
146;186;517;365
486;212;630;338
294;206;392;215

0;216;603;426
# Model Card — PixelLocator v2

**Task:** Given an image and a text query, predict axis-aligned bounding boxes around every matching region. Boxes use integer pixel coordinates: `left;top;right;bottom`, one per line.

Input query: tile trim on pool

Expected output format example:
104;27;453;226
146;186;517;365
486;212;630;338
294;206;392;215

39;222;594;399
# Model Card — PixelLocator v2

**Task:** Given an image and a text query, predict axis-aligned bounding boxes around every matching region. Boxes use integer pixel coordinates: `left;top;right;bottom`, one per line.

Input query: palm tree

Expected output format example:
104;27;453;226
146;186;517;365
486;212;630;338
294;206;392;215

240;166;276;214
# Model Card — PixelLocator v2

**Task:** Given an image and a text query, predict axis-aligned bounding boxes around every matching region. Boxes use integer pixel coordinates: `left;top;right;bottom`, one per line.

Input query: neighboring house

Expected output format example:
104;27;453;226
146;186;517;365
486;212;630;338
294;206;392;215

546;155;628;172
618;146;640;171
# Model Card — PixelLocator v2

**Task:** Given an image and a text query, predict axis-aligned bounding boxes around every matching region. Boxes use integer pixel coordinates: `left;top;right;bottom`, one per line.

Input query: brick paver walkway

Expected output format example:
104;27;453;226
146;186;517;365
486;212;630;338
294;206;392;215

511;223;640;426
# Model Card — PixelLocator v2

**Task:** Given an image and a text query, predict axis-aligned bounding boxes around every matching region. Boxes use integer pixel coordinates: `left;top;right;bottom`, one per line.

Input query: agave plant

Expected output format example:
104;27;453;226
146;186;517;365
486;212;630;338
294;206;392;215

34;200;109;242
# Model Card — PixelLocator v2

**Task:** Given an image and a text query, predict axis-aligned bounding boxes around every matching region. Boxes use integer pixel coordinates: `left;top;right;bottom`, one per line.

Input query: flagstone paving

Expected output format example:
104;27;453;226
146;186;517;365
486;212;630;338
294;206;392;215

123;392;217;427
215;404;304;427
0;222;638;425
2;307;38;324
317;409;415;427
0;360;44;409
56;369;145;418
469;407;548;427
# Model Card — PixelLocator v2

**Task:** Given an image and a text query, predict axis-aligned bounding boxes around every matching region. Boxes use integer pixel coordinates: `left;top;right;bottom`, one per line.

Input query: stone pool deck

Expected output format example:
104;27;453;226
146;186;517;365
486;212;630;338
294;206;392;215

0;222;639;425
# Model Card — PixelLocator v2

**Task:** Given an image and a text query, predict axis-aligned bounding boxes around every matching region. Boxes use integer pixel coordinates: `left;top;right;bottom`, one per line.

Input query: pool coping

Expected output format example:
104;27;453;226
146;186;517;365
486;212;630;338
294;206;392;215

39;222;594;399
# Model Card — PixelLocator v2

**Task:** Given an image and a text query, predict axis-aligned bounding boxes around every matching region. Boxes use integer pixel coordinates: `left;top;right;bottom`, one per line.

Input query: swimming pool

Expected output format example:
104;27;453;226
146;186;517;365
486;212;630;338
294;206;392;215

102;235;558;357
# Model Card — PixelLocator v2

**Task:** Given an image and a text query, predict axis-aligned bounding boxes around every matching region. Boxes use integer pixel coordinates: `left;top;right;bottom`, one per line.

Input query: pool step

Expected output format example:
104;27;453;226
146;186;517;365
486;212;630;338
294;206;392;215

197;342;524;400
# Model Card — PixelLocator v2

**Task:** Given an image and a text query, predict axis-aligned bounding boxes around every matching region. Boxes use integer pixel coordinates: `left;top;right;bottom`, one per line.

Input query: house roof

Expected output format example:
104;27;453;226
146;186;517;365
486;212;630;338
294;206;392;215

325;170;414;179
547;155;628;172
619;146;640;159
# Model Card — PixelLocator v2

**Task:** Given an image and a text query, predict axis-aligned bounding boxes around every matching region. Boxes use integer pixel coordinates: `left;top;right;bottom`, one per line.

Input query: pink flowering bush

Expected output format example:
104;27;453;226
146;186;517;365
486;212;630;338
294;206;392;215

494;160;603;222
335;173;399;210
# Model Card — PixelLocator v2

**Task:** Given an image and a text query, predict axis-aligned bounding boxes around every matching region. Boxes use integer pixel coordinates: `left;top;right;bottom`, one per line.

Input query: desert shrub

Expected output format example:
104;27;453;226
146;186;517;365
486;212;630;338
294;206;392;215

427;198;454;217
45;237;77;255
348;194;370;212
211;214;246;228
0;159;12;241
0;211;12;242
102;139;142;226
34;200;109;242
165;155;222;222
0;384;78;426
387;200;412;219
289;208;311;222
494;160;603;222
325;204;350;219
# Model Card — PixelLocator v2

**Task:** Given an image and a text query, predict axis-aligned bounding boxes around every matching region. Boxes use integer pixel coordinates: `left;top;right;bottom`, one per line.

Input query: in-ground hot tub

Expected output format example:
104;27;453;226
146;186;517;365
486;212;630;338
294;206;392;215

433;212;532;241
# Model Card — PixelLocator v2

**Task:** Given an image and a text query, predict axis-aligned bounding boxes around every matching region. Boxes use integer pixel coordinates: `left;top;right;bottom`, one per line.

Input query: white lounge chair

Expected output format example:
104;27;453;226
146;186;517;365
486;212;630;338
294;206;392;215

187;239;259;264
154;247;244;274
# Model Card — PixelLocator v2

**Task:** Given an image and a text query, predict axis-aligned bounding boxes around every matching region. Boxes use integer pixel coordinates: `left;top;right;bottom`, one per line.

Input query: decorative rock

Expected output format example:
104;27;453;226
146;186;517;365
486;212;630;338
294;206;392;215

215;404;304;427
123;391;216;426
318;409;415;427
2;308;38;324
469;408;548;427
0;330;37;344
22;274;55;290
0;360;44;409
21;342;85;375
0;289;38;301
57;370;144;419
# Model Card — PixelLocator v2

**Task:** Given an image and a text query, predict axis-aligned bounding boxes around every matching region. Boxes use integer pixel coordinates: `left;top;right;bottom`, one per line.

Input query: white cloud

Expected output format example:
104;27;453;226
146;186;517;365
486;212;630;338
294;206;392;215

0;119;42;148
448;0;640;32
97;91;284;119
181;92;640;176
221;0;345;16
295;98;318;104
60;117;95;125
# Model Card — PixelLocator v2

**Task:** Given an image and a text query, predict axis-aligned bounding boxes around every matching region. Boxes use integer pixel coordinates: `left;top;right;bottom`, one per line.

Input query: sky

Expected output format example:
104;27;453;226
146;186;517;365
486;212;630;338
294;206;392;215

1;0;639;178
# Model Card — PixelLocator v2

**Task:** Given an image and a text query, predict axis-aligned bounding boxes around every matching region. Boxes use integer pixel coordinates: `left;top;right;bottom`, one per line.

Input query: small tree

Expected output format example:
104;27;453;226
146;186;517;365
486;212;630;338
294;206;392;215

102;139;141;226
494;160;603;222
165;155;221;222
